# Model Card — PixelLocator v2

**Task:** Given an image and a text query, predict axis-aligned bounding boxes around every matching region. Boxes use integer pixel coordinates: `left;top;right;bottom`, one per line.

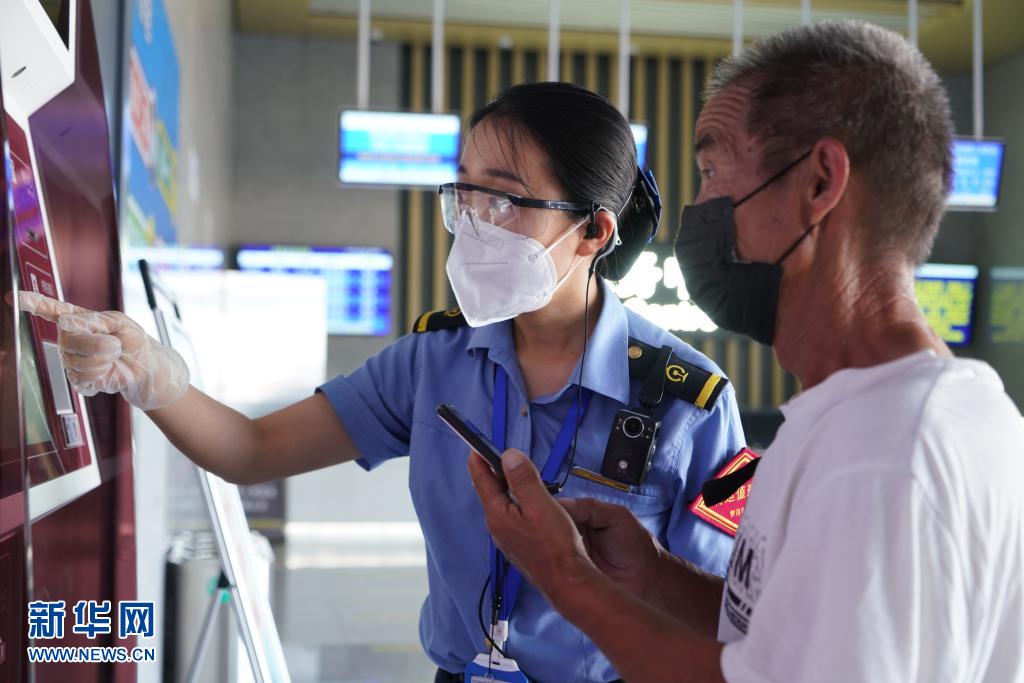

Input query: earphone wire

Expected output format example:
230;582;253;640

555;255;595;493
477;576;509;660
473;221;597;678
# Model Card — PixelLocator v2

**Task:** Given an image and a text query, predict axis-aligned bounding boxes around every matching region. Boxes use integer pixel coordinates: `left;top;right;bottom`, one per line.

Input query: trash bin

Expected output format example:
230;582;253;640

163;530;274;683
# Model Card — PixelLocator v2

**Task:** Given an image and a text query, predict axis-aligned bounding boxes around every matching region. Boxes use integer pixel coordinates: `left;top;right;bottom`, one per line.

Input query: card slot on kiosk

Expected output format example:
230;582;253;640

41;341;73;416
40;341;84;448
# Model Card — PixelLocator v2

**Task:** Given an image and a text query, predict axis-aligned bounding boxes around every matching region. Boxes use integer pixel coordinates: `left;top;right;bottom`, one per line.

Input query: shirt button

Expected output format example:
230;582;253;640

521;404;529;417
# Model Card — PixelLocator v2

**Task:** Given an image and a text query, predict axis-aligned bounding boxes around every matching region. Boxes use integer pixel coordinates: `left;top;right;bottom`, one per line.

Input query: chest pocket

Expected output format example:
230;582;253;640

557;468;674;521
552;337;727;523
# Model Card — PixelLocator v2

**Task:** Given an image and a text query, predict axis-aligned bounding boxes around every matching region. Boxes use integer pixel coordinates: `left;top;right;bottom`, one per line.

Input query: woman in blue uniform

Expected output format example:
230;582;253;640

23;82;746;682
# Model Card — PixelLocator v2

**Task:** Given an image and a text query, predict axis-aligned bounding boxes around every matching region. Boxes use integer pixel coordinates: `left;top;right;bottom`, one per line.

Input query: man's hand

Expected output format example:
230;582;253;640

468;448;596;599
560;497;668;604
468;449;670;605
470;450;727;682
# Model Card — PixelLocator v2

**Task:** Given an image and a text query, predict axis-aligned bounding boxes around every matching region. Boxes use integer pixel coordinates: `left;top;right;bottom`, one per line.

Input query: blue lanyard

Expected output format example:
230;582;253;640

488;364;592;621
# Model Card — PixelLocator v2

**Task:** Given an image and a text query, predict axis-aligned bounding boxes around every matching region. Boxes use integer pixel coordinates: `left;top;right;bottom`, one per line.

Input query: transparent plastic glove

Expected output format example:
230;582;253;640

18;290;190;410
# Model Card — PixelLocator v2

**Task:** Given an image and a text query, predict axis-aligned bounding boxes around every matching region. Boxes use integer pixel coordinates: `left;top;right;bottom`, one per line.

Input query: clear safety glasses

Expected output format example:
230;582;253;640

438;182;594;239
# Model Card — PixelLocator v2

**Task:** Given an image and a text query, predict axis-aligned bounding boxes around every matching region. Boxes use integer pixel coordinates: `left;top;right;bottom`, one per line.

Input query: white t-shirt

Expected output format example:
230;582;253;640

718;351;1024;683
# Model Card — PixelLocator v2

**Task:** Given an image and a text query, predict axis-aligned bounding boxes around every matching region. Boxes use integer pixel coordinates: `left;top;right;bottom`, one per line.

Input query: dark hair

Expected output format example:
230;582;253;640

468;82;639;270
707;20;953;265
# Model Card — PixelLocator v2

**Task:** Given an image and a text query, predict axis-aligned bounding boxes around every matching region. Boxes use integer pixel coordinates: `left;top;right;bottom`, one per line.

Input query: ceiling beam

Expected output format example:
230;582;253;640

236;0;1022;72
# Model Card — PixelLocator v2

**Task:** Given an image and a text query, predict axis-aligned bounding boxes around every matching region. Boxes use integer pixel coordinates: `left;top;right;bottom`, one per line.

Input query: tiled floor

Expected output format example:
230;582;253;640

270;533;438;683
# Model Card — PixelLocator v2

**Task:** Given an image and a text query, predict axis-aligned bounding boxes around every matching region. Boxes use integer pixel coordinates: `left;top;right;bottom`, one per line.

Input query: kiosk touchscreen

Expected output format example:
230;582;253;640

2;0;102;518
3;5;136;681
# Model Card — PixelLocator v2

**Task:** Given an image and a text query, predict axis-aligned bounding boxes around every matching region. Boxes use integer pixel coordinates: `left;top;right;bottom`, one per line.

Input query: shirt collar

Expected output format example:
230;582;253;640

466;278;632;405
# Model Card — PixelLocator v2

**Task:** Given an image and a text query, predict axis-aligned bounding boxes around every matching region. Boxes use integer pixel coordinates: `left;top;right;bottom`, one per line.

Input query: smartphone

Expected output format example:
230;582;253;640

436;404;506;483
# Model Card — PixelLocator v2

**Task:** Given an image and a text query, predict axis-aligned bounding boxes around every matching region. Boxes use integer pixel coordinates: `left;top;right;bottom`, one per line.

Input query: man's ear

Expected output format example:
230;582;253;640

806;138;850;226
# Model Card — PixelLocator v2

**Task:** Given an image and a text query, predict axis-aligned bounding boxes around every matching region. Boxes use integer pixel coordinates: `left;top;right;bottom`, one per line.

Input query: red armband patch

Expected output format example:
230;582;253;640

689;447;760;537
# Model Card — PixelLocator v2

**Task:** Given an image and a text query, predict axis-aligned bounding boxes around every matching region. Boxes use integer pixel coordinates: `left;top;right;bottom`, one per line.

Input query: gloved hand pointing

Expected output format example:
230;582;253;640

18;290;190;410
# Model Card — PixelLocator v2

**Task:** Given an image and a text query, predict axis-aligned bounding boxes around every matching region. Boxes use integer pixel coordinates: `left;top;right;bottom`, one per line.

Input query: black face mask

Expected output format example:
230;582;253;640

674;150;815;346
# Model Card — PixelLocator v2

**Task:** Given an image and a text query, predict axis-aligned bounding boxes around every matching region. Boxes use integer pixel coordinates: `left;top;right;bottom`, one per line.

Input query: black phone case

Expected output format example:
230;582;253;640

436;404;505;480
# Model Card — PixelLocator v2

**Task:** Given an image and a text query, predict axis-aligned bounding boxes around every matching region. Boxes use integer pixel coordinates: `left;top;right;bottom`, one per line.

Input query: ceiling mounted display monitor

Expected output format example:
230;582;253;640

914;263;979;347
947;138;1005;211
630;123;648;168
338;110;461;188
236;245;393;337
123;245;225;272
990;267;1024;344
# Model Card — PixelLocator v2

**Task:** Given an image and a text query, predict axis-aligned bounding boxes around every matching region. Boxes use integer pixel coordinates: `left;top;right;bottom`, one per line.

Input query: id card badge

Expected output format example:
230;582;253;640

464;653;529;683
464;620;530;682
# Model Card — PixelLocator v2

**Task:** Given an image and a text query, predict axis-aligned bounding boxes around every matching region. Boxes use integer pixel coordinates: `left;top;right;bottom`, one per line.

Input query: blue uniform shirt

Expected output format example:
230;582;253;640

317;279;745;683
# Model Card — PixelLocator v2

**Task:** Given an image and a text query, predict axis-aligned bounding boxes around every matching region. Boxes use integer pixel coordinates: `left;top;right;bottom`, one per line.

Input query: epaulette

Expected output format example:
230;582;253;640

626;337;728;410
411;307;467;333
410;314;726;409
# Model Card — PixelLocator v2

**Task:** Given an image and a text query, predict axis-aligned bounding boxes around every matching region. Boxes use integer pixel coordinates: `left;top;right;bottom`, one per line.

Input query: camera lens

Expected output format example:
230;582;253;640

622;416;645;439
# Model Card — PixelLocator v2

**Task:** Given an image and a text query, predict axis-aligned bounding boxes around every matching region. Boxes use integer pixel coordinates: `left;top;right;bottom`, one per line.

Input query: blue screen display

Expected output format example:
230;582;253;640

339;110;460;187
122;246;225;272
948;138;1005;210
990;267;1024;344
914;263;979;347
631;123;648;168
236;245;393;336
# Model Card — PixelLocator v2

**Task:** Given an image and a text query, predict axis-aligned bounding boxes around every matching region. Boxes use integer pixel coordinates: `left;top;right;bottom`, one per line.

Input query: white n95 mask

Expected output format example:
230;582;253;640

445;213;586;327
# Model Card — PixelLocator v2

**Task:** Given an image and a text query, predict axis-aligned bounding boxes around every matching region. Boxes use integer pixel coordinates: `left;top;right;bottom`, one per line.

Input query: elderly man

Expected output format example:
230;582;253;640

469;20;1024;683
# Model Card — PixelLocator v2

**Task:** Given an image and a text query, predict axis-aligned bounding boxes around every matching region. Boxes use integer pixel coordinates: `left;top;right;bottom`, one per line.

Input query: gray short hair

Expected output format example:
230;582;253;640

707;20;953;265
